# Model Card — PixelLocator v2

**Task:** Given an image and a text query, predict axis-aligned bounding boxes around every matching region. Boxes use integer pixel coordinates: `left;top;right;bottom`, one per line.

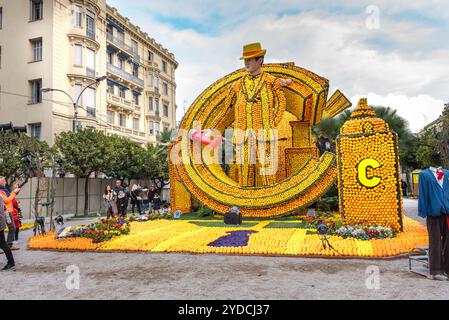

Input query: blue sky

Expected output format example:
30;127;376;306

108;0;449;132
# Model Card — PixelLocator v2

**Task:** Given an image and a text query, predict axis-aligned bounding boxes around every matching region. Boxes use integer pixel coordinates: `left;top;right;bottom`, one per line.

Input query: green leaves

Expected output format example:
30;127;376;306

0;131;51;187
314;106;418;169
55;128;112;178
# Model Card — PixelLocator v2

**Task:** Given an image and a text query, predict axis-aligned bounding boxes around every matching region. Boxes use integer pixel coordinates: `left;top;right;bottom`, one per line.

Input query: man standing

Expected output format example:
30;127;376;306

0;177;20;249
114;180;128;217
0;194;15;270
208;42;291;187
418;167;449;280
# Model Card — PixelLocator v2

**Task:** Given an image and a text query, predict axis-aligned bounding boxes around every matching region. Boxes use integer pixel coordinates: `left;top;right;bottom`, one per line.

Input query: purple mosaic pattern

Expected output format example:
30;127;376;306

208;230;258;247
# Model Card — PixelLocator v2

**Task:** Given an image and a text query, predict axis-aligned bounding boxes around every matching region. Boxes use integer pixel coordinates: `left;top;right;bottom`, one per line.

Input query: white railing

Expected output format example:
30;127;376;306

107;63;144;87
106;33;140;61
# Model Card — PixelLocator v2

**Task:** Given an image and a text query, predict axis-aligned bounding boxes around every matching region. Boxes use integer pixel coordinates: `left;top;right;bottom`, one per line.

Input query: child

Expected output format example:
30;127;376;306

103;185;117;219
12;199;22;244
161;204;169;217
152;193;161;214
54;215;65;235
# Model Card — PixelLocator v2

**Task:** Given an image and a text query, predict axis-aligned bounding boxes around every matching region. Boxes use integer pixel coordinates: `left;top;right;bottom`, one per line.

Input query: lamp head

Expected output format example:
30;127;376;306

96;76;107;82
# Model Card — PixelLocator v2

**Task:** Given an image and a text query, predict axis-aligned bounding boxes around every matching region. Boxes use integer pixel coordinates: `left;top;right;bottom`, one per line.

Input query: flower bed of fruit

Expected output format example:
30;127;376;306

54;218;130;243
28;214;428;257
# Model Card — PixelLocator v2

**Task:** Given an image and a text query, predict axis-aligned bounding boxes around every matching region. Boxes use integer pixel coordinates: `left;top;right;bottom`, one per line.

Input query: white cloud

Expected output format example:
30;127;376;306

107;1;449;131
350;93;445;133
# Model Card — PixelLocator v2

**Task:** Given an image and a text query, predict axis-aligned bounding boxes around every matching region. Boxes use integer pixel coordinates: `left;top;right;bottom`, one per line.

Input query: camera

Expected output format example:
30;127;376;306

316;221;328;235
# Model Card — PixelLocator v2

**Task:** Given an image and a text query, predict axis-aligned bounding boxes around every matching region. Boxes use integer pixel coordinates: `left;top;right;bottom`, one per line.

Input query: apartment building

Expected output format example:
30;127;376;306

0;0;178;144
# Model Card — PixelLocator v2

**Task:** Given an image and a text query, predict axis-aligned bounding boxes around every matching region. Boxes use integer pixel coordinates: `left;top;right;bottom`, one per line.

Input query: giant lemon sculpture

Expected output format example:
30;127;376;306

169;63;351;218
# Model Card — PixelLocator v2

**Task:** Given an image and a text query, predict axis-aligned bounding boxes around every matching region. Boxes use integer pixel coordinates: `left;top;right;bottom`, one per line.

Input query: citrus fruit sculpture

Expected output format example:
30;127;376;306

169;63;352;218
336;98;404;231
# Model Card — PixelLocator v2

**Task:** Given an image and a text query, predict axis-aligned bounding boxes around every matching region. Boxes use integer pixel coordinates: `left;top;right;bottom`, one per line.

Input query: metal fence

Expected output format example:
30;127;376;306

15;177;170;219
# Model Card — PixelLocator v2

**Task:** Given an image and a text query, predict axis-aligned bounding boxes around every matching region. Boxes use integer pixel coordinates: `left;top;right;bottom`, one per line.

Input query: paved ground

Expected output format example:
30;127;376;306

2;198;448;300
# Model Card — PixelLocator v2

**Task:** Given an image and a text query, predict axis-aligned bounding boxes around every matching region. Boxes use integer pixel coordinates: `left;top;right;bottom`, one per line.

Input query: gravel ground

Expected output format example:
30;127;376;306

1;198;448;300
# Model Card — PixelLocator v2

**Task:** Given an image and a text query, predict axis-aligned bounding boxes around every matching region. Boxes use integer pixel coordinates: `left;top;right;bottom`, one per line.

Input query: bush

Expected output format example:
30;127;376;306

192;204;214;217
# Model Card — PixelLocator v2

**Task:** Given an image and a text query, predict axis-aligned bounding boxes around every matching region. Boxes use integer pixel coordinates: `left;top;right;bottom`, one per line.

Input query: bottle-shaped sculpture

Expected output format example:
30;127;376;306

336;98;404;232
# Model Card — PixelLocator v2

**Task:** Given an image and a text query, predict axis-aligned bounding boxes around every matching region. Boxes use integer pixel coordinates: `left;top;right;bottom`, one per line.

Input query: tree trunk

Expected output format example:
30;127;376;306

34;178;40;218
49;166;57;231
84;175;89;216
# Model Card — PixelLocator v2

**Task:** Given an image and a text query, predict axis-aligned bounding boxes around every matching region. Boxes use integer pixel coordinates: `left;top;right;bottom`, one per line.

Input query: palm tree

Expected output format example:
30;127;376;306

313;105;418;170
157;128;177;144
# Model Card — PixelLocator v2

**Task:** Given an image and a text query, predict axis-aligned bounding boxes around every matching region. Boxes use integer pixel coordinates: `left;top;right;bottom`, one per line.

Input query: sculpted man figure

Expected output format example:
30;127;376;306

210;42;291;187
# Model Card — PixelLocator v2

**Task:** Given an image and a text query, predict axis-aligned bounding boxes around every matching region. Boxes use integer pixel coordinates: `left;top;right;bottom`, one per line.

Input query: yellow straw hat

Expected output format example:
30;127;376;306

240;42;266;60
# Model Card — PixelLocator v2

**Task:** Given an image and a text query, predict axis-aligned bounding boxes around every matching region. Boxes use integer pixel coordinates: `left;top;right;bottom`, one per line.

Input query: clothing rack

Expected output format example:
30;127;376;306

408;246;429;277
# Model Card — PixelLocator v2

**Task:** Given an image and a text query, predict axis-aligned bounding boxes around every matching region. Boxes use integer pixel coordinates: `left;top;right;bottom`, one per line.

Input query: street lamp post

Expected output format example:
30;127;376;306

41;76;107;132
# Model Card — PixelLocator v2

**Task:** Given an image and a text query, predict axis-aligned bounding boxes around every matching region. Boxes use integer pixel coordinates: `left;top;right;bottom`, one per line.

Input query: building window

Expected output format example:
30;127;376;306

30;0;43;21
133;93;139;105
132;65;139;77
107;83;114;94
133;118;139;131
131;39;138;54
119;113;126;127
148;97;153;111
163;104;169;117
85;87;95;108
149;121;154;135
148;74;154;87
74;84;82;105
86;48;95;77
30;38;42;62
30;79;42;104
74;5;82;27
107;110;114;124
148;50;153;61
162;82;168;95
119;87;126;98
74;44;82;66
106;25;113;38
155;98;159;115
162;61;167;73
117;30;124;43
108;52;113;64
118;57;124;69
0;7;3;29
85;87;95;117
154;77;159;89
154;122;160;138
86;10;95;39
29;123;41;140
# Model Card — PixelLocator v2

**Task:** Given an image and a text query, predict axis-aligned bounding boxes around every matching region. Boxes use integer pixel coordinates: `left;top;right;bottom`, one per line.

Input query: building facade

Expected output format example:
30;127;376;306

0;0;177;145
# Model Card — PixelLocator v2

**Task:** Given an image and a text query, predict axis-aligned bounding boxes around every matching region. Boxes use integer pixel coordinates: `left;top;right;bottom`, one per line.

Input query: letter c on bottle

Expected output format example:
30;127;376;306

357;158;381;188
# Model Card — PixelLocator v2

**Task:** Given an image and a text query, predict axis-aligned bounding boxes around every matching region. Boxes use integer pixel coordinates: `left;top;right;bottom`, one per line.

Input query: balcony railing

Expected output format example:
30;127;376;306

106;33;140;61
107;93;142;113
86;107;96;118
107;63;144;87
86;67;96;78
86;29;95;40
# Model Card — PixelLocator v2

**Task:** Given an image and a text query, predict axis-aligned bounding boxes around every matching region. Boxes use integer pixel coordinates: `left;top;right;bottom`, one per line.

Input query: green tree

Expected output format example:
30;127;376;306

55;129;112;216
313;106;418;169
157;127;177;144
0;130;51;187
142;142;170;194
105;135;146;183
436;103;449;168
415;127;439;168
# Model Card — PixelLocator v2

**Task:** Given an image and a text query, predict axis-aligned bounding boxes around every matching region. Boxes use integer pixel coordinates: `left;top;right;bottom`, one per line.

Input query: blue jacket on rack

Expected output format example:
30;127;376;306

418;168;449;218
